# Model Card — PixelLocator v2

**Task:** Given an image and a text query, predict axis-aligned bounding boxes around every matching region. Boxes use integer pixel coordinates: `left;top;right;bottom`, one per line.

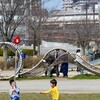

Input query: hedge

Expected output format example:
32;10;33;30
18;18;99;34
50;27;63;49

0;48;15;56
23;49;37;56
0;49;37;56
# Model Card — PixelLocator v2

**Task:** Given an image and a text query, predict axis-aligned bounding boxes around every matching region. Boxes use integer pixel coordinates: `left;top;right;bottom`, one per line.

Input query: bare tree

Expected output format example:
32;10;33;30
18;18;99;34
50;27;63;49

93;28;100;49
25;1;48;55
24;0;62;55
73;19;97;55
0;0;29;61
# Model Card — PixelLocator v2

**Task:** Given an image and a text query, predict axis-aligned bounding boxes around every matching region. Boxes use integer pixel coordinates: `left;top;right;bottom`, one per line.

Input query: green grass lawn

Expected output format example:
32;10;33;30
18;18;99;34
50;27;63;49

0;93;100;100
70;74;100;79
96;63;100;66
16;76;52;81
16;74;100;80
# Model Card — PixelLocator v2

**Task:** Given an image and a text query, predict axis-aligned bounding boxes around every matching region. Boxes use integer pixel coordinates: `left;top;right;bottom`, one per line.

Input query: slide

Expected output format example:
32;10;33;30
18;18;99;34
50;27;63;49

73;55;100;75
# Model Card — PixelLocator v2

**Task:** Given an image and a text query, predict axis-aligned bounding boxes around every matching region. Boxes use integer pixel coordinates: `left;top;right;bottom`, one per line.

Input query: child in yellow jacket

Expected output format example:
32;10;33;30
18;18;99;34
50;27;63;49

40;79;59;100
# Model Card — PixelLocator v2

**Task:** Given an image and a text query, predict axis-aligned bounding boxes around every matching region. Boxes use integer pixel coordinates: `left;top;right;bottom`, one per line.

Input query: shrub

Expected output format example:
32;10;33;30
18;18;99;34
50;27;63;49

0;49;3;56
0;48;15;56
0;58;15;70
23;49;37;56
0;48;37;56
24;57;34;68
7;58;15;69
7;49;15;56
23;56;43;68
0;55;44;70
0;61;5;70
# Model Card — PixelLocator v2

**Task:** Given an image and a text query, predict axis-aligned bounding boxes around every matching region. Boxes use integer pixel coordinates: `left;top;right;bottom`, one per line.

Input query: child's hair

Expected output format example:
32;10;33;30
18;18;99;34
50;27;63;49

76;49;80;53
50;79;57;86
9;79;14;85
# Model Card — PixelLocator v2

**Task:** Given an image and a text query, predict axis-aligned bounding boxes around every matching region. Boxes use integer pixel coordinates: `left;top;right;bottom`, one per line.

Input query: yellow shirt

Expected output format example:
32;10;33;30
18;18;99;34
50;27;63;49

43;86;59;100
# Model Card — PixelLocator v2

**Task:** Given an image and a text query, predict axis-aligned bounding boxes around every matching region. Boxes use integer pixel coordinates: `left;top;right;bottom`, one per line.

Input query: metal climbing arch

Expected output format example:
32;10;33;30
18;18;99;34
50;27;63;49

0;42;23;80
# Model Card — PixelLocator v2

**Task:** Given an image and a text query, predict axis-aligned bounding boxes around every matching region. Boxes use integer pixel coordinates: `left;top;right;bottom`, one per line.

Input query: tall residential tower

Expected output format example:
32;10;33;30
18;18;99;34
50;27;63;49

62;0;73;11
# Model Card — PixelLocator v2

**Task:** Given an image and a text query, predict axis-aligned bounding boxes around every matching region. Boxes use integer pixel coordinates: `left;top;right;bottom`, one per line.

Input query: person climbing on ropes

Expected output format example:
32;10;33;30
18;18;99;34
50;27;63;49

40;79;59;100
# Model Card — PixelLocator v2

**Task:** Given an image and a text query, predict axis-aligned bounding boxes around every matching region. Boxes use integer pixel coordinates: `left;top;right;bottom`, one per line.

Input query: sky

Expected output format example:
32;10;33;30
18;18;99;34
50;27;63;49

43;0;63;10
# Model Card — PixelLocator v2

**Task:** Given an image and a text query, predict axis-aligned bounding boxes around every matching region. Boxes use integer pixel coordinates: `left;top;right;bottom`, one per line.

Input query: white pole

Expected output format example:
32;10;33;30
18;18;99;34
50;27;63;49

14;50;18;82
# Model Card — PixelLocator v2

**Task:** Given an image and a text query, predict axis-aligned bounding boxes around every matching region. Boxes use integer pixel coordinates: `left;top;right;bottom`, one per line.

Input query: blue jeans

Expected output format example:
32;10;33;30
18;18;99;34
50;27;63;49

10;96;20;100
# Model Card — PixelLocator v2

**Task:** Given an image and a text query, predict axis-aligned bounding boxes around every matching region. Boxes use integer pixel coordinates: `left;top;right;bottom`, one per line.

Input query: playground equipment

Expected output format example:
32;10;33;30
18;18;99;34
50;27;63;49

75;55;100;75
19;49;67;77
0;42;22;80
19;48;100;77
0;44;100;79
